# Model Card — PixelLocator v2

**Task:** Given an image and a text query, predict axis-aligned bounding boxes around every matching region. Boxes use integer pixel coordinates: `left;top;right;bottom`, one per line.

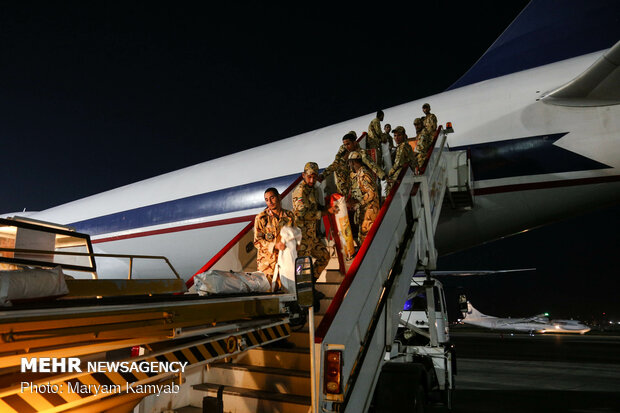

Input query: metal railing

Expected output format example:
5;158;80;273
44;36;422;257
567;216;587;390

0;247;181;280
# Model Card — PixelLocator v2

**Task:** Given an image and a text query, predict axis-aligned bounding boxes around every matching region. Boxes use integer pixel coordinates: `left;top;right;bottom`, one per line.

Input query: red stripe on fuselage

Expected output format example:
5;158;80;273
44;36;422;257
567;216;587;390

91;215;256;244
474;174;620;195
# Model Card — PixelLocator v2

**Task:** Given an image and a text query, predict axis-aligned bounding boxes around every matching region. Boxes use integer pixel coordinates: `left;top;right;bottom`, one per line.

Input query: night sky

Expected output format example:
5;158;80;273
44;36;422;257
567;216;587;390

1;2;618;321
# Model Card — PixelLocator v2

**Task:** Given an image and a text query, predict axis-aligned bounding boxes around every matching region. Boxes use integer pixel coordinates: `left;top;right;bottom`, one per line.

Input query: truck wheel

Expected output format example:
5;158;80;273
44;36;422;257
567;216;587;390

413;384;427;413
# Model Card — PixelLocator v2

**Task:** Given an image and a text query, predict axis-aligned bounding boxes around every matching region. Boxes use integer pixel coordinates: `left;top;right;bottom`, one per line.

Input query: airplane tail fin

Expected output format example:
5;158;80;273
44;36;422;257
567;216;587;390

462;301;486;320
449;0;620;90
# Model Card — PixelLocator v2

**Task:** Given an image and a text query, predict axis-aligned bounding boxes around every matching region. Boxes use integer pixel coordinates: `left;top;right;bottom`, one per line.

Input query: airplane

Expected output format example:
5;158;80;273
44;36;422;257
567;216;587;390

461;301;591;335
2;0;619;280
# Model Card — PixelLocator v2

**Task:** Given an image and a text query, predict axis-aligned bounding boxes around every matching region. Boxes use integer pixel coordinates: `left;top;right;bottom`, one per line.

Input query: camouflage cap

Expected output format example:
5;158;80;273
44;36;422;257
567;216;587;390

348;151;362;160
304;162;319;175
413;117;422;125
393;126;406;134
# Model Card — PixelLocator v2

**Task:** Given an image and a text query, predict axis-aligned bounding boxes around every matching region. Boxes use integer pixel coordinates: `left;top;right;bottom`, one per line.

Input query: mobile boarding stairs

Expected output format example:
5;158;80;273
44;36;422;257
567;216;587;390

0;124;473;413
178;125;473;413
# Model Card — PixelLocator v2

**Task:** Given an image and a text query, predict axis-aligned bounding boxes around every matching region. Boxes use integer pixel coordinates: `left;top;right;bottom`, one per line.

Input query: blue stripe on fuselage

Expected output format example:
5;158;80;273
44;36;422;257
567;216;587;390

451;133;611;181
70;173;299;236
449;0;620;90
72;131;613;238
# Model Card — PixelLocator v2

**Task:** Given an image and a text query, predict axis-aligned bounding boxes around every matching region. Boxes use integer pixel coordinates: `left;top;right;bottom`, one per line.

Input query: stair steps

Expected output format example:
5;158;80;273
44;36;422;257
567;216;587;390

194;383;311;413
234;347;311;371
192;255;343;412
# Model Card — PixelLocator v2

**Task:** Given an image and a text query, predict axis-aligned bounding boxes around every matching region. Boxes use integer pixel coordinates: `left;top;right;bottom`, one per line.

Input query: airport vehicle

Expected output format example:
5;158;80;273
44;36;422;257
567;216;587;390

373;275;455;411
2;1;618;282
461;301;591;335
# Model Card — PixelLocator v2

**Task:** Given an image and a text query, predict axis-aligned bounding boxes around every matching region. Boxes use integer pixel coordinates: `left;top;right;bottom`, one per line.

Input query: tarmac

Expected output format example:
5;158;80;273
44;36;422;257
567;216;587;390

429;330;620;413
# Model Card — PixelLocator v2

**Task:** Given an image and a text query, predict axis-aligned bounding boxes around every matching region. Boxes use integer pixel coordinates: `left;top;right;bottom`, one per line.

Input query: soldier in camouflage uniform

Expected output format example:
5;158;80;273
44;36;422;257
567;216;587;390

386;126;416;193
422;103;438;137
254;187;296;285
292;162;338;280
348;152;380;246
413;117;433;170
367;110;385;167
320;132;386;198
382;123;395;151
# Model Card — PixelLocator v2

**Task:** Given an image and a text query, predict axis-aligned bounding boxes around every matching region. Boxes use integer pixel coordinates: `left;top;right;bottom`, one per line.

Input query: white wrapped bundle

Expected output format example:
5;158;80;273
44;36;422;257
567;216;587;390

0;266;69;306
194;270;271;295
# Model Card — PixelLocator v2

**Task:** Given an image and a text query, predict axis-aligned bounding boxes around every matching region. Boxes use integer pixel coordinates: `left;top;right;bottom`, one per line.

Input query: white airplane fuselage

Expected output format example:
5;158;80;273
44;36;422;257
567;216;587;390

8;49;620;280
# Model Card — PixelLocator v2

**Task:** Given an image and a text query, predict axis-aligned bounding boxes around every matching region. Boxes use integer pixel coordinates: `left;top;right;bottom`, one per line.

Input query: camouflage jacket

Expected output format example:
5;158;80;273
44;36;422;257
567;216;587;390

423;113;437;136
389;141;416;179
253;208;296;272
353;167;379;209
292;180;322;228
367;117;383;149
413;130;432;153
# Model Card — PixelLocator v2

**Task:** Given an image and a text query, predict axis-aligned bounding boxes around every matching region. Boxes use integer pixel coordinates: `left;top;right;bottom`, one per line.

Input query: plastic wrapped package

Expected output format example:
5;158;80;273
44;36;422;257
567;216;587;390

0;266;69;306
194;270;271;295
274;225;302;293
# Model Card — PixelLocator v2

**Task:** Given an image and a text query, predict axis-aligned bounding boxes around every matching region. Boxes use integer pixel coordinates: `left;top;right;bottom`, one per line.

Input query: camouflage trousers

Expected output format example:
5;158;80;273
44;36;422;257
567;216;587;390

258;258;277;288
298;235;330;280
358;202;379;245
257;254;276;277
416;138;432;169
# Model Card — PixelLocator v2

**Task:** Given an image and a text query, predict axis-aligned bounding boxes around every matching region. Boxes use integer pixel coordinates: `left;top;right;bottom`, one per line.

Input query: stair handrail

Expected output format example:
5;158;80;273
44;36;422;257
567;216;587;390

338;192;416;411
314;162;412;342
314;130;450;411
315;166;421;410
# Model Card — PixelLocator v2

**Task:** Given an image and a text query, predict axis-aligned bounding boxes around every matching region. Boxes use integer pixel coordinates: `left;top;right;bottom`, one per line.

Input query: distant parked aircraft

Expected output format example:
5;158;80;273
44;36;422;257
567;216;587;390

461;301;591;335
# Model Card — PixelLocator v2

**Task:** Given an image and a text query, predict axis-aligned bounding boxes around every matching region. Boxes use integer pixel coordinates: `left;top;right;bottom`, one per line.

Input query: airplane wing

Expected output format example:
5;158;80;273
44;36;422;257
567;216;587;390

542;40;620;106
